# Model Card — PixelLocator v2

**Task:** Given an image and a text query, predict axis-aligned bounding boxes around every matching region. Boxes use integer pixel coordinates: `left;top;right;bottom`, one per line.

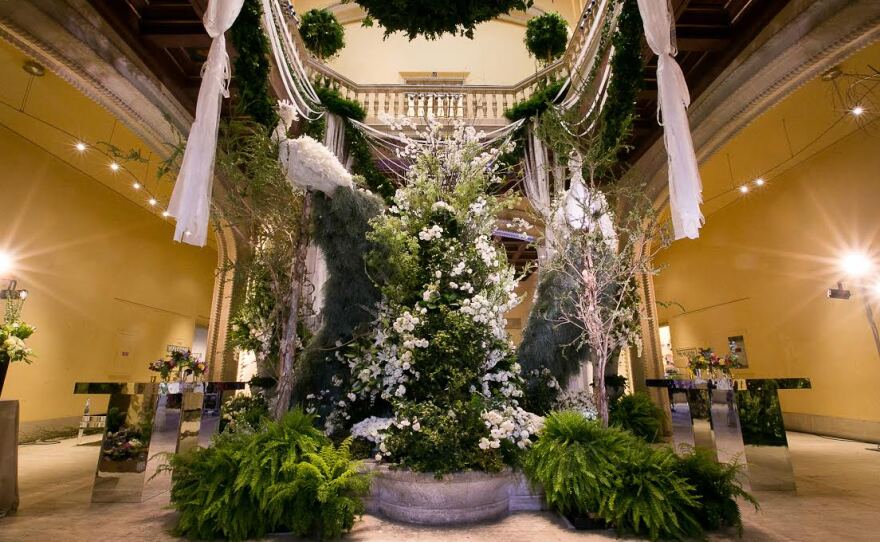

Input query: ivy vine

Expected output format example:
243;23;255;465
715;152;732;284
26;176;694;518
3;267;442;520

229;0;278;129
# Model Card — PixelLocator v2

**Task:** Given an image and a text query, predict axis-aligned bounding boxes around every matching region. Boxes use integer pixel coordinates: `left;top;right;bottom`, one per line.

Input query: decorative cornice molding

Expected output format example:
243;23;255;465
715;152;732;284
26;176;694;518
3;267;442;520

0;0;193;156
634;0;880;210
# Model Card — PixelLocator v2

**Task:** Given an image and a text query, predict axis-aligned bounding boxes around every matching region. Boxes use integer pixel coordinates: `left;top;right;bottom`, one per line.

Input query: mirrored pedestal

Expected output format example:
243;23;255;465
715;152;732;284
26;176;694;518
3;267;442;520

73;381;245;502
647;378;810;491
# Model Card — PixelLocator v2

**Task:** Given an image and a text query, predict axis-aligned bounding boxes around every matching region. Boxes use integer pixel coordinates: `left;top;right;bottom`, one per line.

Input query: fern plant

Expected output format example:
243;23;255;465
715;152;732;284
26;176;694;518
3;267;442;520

609;393;665;442
599;445;703;541
523;411;632;516
674;447;758;535
166;432;265;541
268;438;371;540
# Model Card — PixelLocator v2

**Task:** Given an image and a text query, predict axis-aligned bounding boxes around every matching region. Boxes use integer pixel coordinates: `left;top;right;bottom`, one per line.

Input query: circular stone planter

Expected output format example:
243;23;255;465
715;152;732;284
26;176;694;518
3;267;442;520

371;465;516;525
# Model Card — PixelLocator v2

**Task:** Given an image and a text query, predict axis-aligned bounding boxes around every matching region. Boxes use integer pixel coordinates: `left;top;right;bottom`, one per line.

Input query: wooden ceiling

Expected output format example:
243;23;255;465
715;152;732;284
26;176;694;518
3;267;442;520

88;0;212;114
628;0;791;160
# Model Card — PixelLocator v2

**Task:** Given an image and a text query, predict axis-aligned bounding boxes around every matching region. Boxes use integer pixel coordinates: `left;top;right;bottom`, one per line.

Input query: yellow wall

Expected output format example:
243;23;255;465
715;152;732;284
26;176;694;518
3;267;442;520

0;126;217;423
654;46;880;425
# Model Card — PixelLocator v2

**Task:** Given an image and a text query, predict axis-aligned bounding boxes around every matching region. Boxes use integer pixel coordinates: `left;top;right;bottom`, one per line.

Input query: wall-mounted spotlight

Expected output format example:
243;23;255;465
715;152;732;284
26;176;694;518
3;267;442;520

0;280;28;301
827;281;851;300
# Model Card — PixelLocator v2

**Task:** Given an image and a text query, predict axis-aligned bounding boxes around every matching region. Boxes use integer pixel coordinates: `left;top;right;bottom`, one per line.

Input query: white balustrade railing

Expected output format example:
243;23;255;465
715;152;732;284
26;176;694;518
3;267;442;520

282;0;609;127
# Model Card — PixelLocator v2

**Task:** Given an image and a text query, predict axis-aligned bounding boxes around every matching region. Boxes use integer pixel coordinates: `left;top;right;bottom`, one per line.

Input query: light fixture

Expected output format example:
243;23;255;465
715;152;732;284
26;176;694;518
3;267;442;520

109;162;120;172
132;182;141;190
162;211;170;218
754;177;765;187
840;251;874;278
852;105;866;116
22;60;45;77
0;252;13;276
0;279;27;300
739;185;749;194
75;142;87;152
148;198;157;206
827;281;852;300
184;230;191;237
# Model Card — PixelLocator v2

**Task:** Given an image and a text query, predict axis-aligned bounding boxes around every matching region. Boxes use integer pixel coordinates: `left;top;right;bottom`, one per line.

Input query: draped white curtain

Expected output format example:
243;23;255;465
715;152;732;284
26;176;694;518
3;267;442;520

324;113;354;170
522;121;568;262
636;0;703;240
167;0;244;247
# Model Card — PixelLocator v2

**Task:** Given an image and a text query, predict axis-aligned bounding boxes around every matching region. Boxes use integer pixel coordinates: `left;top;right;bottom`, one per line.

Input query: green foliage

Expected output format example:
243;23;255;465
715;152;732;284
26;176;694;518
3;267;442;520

674;447;758;535
167;411;369;541
600;445;702;541
229;0;279;128
300;9;346;60
609;393;665;443
526;411;758;540
524;412;632;516
521;368;561;415
167;432;264;540
277;438;371;539
296;187;384;407
220;393;270;433
316;85;366;121
353;0;534;40
504;78;567;121
597;0;643;161
525;12;569;64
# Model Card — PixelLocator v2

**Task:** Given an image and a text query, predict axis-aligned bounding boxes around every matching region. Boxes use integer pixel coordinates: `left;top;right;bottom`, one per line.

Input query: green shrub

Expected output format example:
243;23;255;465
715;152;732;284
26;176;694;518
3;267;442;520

167;410;369;541
525;12;569;64
504;78;566;121
167;432;265;540
524;411;633;516
300;9;346;60
674;447;758;534
609;393;664;442
220;393;270;433
600;445;702;541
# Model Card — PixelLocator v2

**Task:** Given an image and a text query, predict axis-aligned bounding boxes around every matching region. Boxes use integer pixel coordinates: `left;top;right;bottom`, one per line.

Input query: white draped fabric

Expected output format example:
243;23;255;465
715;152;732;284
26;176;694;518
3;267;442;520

167;0;244;247
636;0;703;240
554;153;617;249
324;113;353;170
522;122;557;261
304;243;328;331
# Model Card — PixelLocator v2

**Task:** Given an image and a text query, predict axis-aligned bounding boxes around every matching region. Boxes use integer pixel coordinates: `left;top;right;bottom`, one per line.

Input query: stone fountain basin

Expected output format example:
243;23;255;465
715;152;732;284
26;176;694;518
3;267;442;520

365;462;542;525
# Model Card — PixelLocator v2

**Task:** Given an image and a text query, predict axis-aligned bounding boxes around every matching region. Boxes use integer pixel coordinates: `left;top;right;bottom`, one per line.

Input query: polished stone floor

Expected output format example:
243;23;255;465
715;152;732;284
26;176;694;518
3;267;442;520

0;432;878;541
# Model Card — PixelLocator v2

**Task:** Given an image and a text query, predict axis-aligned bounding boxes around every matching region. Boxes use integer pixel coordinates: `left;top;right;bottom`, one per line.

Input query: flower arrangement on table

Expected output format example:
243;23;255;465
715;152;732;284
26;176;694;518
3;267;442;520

688;349;741;379
148;350;207;383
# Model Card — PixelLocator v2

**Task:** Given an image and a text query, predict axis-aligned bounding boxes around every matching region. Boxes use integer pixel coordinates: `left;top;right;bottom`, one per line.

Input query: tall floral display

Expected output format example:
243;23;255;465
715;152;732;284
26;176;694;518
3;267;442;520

322;120;539;475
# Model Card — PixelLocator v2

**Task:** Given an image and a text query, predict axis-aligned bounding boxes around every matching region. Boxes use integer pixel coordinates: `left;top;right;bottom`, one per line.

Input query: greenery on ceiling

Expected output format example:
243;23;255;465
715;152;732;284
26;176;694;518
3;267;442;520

525;12;569;65
299;9;346;60
351;0;535;40
305;85;395;200
229;0;279;129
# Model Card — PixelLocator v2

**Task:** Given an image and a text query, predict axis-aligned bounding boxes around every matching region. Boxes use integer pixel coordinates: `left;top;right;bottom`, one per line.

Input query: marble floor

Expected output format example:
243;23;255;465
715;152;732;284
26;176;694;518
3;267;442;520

0;432;878;541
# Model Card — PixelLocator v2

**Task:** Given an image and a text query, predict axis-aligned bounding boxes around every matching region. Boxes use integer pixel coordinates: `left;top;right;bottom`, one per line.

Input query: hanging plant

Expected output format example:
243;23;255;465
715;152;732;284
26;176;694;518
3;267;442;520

524;12;569;65
299;9;346;60
352;0;534;40
229;0;278;128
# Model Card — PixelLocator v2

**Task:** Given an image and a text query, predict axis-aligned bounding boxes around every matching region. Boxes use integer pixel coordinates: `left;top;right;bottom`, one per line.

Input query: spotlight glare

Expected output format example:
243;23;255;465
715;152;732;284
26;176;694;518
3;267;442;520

852;105;865;116
109;162;120;172
739;185;749;194
148;198;157;206
162;211;170;218
872;279;880;298
754;177;765;186
75;142;87;152
840;251;874;278
0;252;13;276
132;182;141;190
184;230;191;237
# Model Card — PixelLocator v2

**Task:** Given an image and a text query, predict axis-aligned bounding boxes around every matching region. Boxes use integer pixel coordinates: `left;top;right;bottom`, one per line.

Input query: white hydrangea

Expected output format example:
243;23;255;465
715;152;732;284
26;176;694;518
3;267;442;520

418;224;444;241
432;201;455;213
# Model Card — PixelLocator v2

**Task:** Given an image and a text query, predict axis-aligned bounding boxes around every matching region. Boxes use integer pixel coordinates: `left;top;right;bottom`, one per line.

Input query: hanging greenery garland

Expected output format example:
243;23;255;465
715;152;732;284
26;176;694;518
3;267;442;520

229;0;278;128
352;0;535;40
299;9;346;60
524;12;569;65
